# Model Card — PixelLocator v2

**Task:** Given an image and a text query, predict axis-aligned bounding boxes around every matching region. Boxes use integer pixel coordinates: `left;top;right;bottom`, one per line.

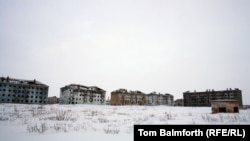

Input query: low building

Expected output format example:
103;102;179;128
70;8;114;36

174;99;183;106
0;76;49;104
211;99;240;113
59;84;106;104
48;96;59;104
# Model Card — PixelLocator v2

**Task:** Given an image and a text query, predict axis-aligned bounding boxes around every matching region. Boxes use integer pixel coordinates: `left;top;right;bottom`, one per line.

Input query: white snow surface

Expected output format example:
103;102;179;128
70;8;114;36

0;104;249;141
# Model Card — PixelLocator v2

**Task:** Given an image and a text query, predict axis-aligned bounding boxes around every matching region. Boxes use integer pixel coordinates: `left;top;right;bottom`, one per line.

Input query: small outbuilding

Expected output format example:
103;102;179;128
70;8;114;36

211;99;240;114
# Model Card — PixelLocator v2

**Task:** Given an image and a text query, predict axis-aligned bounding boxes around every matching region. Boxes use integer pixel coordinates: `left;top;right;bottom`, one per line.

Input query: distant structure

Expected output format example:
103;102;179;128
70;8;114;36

0;76;49;104
110;89;146;105
174;98;183;106
211;99;240;113
105;97;110;105
47;96;59;104
110;88;174;106
146;92;174;106
59;84;106;104
183;88;242;107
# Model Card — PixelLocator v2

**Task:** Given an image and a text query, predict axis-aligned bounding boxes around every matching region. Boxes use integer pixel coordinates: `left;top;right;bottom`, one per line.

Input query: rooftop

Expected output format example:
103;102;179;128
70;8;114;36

0;76;48;87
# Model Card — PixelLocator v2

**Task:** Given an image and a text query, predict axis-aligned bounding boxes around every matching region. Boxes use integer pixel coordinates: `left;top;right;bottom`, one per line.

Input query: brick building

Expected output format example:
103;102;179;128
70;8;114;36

110;89;146;105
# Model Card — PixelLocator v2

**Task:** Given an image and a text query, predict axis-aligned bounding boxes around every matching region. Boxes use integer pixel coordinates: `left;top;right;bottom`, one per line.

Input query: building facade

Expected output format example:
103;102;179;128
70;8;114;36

110;89;174;106
48;96;59;104
146;92;174;106
174;99;183;106
110;89;146;105
0;76;49;104
59;84;106;104
211;99;240;113
183;88;242;107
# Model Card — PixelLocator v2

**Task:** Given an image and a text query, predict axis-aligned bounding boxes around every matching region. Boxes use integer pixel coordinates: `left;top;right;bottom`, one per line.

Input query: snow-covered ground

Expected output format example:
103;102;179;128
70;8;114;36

0;103;249;141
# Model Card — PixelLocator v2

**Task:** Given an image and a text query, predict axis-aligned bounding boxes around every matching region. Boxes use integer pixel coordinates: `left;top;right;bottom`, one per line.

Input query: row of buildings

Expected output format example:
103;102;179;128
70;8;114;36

110;89;173;106
59;86;174;106
59;85;174;106
0;76;244;107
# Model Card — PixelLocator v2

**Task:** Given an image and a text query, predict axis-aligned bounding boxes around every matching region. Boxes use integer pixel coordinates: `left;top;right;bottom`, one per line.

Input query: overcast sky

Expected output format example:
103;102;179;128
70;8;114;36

1;0;249;104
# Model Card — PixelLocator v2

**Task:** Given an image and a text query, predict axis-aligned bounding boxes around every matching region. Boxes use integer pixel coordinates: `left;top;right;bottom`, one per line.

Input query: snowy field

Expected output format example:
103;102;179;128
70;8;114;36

0;103;250;141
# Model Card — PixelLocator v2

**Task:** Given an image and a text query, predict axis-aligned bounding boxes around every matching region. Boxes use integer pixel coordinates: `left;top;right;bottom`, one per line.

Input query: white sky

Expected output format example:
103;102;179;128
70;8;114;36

0;0;250;104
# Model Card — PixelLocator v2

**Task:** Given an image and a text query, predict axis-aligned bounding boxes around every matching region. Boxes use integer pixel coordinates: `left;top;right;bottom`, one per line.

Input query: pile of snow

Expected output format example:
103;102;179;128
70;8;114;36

0;104;249;141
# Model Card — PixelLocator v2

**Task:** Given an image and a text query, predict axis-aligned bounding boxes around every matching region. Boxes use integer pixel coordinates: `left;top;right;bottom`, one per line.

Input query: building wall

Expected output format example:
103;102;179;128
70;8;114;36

146;93;158;105
110;89;147;105
165;94;174;106
59;84;106;104
211;100;239;113
174;99;183;106
146;92;174;106
110;92;122;105
183;88;243;107
0;76;49;104
48;96;59;104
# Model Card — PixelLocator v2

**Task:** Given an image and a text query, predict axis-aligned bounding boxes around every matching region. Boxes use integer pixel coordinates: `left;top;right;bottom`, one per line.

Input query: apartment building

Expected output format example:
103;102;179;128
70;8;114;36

0;76;49;104
110;89;146;105
183;88;242;107
146;92;174;106
110;88;174;106
59;84;106;104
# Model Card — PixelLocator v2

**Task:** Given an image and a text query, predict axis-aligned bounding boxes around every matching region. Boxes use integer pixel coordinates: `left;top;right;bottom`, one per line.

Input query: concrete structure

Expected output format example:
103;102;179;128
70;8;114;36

211;99;240;113
110;89;174;106
183;88;242;107
59;84;106;104
146;92;174;106
0;76;49;104
48;96;59;104
174;98;183;106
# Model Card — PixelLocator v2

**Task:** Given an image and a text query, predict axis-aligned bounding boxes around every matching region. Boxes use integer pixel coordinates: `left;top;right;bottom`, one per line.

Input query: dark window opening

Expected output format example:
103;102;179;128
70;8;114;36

219;107;226;112
234;107;239;113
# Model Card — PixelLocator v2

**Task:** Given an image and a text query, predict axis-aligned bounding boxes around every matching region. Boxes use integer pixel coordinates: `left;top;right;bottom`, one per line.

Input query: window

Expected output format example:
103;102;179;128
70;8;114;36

219;107;226;113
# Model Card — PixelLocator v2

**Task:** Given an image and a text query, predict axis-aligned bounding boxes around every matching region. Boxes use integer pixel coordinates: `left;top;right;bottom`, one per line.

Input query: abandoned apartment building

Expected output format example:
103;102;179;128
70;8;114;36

183;88;243;107
0;76;49;104
110;88;174;106
59;84;106;104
